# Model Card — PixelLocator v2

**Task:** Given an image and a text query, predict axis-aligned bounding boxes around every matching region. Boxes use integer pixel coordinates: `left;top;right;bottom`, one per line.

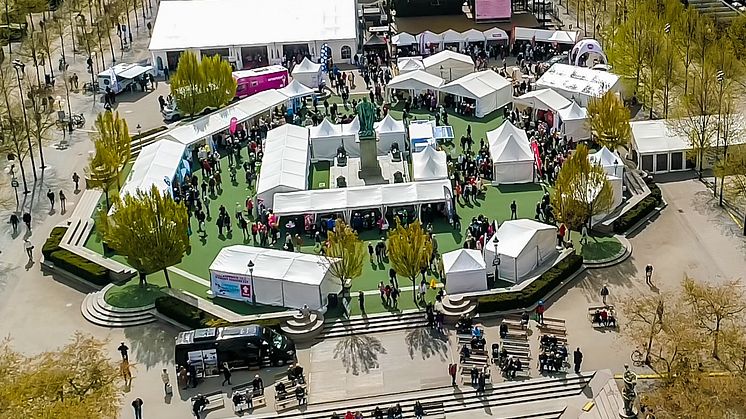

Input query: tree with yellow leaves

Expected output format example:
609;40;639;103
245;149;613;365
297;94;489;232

586;91;632;151
321;219;365;292
387;219;432;306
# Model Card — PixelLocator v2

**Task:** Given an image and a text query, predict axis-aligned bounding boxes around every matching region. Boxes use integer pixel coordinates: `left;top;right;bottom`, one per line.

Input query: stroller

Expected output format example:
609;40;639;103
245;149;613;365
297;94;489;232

491;343;500;364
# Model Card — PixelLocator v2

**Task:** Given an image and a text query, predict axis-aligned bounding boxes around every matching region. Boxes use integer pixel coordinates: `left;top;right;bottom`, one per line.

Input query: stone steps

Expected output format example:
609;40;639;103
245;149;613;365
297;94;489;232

80;287;156;328
320;311;428;339
280;314;325;341
440;295;479;320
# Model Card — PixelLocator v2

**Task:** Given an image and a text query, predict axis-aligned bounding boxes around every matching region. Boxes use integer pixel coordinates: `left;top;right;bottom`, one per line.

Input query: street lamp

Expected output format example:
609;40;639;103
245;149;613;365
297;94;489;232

715;69;724;200
12;59;40;175
248;260;255;304
492;239;500;281
77;13;96;96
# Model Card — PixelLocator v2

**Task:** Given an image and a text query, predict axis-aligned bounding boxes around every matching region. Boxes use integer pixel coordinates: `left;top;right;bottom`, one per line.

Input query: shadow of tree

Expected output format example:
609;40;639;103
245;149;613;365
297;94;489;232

124;323;179;370
405;327;448;361
333;335;387;376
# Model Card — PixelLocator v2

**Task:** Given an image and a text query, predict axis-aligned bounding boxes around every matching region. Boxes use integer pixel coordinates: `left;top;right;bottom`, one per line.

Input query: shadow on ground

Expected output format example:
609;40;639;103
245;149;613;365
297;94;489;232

124;322;179;370
405;327;449;361
333;334;387;375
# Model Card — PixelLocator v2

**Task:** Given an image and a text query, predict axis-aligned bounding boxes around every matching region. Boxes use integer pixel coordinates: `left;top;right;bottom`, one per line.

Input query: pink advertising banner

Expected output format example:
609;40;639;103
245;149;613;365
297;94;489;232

475;0;512;21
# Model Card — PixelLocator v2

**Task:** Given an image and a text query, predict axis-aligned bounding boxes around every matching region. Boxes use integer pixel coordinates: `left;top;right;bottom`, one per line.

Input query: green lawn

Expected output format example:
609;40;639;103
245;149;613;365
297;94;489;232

570;232;623;262
309;161;330;190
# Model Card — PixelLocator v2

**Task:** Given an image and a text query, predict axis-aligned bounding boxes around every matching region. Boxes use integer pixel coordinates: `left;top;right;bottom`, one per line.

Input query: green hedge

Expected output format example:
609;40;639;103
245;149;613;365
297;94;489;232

131;126;167;142
612;183;662;234
42;227;111;285
477;254;583;313
155;295;221;329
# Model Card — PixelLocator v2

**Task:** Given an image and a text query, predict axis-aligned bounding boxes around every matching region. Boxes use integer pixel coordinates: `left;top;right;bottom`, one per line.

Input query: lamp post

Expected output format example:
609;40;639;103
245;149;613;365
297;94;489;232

715;69;724;199
492;239;501;282
248;260;255;304
12;60;40;176
7;163;19;206
77;13;96;97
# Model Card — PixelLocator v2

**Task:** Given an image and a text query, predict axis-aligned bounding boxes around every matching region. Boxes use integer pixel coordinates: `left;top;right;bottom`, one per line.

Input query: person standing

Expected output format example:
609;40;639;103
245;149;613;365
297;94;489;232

9;213;19;235
72;172;80;192
47;189;55;209
131;398;143;419
448;363;457;386
573;347;583;374
221;362;232;386
600;285;609;305
368;242;374;263
22;212;31;231
510;200;517;220
580;224;588;245
535;300;545;325
24;239;34;260
358;290;365;314
645;264;654;286
59;190;67;212
161;368;172;395
118;342;129;361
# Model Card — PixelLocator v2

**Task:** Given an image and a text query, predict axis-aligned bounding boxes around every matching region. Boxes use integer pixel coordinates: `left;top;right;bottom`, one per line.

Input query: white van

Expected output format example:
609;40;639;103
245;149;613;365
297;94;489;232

97;63;155;94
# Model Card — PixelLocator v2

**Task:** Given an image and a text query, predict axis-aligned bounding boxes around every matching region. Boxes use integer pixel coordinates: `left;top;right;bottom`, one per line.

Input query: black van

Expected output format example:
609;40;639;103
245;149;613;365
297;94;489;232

175;325;296;373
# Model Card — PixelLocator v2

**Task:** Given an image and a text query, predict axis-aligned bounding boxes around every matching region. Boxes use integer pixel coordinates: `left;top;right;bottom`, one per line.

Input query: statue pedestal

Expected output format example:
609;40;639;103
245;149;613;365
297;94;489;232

358;133;383;183
618;408;638;419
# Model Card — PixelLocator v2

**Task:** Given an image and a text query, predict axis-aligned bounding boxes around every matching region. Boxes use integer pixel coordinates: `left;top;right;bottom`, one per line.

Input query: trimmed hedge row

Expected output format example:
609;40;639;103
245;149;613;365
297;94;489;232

612;184;662;234
155;295;221;329
42;227;111;285
477;254;584;313
131;126;167;142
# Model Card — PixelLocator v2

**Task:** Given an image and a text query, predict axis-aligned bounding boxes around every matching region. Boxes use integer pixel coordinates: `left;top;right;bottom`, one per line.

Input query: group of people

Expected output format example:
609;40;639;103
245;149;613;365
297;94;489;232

591;308;617;328
332;401;427;419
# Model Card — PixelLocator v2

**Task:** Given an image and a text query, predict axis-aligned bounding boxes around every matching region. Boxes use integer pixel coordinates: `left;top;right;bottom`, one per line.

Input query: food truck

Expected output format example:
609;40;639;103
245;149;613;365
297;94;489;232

233;65;289;99
97;63;155;93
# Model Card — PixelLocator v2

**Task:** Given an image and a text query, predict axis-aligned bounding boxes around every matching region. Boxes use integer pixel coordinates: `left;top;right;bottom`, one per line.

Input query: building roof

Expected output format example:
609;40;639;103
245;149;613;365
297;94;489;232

149;0;357;51
210;245;332;285
440;70;510;99
630;119;690;154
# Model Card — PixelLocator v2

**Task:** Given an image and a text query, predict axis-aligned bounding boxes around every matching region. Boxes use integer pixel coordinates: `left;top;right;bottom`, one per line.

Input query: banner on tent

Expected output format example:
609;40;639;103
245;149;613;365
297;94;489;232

444;185;454;223
530;140;543;177
211;271;253;302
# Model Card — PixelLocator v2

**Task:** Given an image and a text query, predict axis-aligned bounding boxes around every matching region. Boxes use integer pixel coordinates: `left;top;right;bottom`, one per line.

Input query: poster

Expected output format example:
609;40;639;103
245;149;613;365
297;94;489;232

475;0;512;21
211;271;253;302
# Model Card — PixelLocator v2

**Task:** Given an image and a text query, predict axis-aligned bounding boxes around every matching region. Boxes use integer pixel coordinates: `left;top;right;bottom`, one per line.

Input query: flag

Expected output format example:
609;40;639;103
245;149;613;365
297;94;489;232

109;67;120;93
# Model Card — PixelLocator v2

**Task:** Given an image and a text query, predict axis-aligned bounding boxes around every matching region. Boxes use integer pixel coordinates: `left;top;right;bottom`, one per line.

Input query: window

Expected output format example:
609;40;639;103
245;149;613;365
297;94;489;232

655;153;669;173
670;152;683;171
341;45;352;60
641;155;654;173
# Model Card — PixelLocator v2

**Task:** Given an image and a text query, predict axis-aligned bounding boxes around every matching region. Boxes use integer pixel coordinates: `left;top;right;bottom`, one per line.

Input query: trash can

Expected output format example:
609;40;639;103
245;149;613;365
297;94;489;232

327;293;338;309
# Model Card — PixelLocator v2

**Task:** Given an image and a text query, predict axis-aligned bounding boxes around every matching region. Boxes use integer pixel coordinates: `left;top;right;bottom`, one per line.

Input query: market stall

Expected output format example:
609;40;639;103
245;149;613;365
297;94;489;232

397;57;425;73
386;70;444;100
440;70;511;118
443;249;488;294
422;50;474;82
309;118;360;161
557;101;589;140
119;139;188;199
256;124;310;208
412;145;448;181
486;120;535;185
535;63;623;106
590;146;624;178
292;57;324;89
374;114;407;154
483;220;558;283
513;89;572;129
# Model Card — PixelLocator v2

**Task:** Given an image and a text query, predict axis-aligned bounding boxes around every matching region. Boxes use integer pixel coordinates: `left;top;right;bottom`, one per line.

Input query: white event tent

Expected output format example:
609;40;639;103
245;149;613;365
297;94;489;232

393;32;417;46
483;27;509;43
514;89;571;113
374;114;407;154
292;57;324;89
443;249;488;294
536;63;622;106
256;124;310;208
119;139;187;199
461;29;487;45
423;50;474;82
209;246;340;310
412;146;448;181
386;70;444;98
397;57;425;73
590;146;624;178
630;119;692;174
309;118;360;160
278;79;315;100
417;31;443;50
487;121;535;184
483;220;558;283
440;70;511;118
558;101;589;139
441;29;466;47
513;27;579;45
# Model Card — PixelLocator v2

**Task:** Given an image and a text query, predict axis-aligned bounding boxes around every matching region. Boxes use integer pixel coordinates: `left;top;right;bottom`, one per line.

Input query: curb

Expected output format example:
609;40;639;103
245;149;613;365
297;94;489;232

583;235;633;269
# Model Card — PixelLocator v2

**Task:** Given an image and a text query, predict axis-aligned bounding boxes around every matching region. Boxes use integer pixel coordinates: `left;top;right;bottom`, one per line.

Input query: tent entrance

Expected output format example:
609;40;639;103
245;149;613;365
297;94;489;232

240;46;269;69
283;44;310;65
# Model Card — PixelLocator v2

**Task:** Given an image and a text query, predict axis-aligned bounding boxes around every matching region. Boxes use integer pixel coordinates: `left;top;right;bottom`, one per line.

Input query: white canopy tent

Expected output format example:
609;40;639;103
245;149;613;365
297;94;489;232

483;220;558;283
397;57;425;73
417;31;443;50
412;146;448;181
590;146;624;178
630;119;692;174
487;121;535;184
483;27;509;42
535;63;622;106
393;32;417;46
278;79;315;99
443;249;488;294
422;50;474;82
558;101;589;139
209;246;340;310
374;114;407;154
272;179;452;219
256;124;310;208
119;139;187;199
570;39;607;66
309;118;359;161
441;29;466;46
440;70;511;118
514;89;571;113
387;70;444;95
513;27;579;45
461;29;487;45
292;57;324;89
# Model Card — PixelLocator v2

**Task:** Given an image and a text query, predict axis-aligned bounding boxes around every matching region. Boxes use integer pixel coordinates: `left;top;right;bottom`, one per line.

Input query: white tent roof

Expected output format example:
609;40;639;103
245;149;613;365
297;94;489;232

210;245;332;285
398;58;425;73
536;64;621;101
422;50;474;69
513;27;578;44
443;249;486;273
393;32;417;46
442;29;466;44
491;134;534;162
590;147;622;167
256;124;310;197
120;139;186;198
292;57;323;75
631;120;690;154
483;27;509;41
487;120;529;146
309;118;343;139
272;179;452;216
440;70;510;99
387;69;444;91
494;219;557;258
417;30;443;45
461;28;487;43
514;89;571;112
342;116;360;135
149;0;357;51
412;146;448;180
558;101;587;121
374;114;406;134
278;79;314;99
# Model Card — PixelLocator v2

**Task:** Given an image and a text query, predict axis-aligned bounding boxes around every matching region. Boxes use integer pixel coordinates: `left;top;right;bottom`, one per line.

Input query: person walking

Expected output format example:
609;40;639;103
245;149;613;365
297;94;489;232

9;213;19;235
24;239;34;260
379;282;386;305
600;285;609;305
221;362;232;386
72;172;80;192
59;190;67;212
161;368;172;395
510;200;517;220
645;264;654;286
131;398;143;419
448;363;457;386
118;342;129;361
22;212;31;231
368;242;374;263
47;189;55;209
535;300;545;325
573;347;583;374
358;290;365;314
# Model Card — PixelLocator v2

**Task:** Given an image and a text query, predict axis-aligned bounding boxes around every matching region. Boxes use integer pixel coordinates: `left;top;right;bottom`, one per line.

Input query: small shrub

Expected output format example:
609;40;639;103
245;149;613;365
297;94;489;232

477;254;583;313
155;295;222;329
49;250;110;285
131;126;167;142
42;226;67;258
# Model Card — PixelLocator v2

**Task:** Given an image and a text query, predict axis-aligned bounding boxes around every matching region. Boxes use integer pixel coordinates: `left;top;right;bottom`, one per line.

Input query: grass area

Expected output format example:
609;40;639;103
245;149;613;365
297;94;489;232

567;231;623;262
105;284;164;308
309;161;330;190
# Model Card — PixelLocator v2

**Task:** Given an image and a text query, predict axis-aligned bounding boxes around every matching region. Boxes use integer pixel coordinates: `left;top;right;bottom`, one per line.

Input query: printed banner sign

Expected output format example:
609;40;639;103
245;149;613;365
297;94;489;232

211;271;253;302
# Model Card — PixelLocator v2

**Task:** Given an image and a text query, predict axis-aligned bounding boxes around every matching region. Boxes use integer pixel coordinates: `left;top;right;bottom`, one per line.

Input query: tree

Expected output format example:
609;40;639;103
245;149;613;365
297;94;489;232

551;144;614;230
728;14;746;61
586;91;632;150
0;68;32;195
99;185;190;288
170;51;204;118
673;66;718;178
200;54;237;109
714;142;746;204
0;333;122;418
387;219;432;306
86;139;119;208
321;219;365;292
93;110;131;189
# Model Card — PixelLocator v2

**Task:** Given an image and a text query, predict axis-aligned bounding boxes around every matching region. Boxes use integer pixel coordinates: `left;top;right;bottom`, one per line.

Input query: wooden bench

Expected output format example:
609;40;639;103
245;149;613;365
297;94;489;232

192;391;225;412
541;317;566;326
460;368;492;384
588;305;618;329
275;394;305;412
421;401;446;419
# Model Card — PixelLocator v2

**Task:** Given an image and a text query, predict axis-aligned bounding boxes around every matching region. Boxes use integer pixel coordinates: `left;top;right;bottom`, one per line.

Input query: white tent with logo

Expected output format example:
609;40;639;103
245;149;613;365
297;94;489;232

590;146;625;178
487;120;535;184
443;249;488;294
440;70;511;117
412;146;448;181
209;245;341;310
483;220;558;283
256;124;310;207
558;101;589;139
291;57;323;89
483;27;509;43
374;114;407;154
422;50;474;82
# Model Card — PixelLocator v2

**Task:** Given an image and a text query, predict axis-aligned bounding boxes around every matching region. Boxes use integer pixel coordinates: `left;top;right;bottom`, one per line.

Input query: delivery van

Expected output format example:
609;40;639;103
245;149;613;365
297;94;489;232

97;63;154;93
233;65;288;99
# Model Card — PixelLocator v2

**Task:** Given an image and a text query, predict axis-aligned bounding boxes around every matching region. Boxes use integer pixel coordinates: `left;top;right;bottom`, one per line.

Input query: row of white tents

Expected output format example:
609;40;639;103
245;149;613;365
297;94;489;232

514;88;590;140
392;27;580;50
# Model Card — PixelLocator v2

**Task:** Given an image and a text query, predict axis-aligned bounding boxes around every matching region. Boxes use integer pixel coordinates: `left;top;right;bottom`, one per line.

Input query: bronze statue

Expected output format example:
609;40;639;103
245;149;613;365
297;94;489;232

621;364;638;417
355;97;376;138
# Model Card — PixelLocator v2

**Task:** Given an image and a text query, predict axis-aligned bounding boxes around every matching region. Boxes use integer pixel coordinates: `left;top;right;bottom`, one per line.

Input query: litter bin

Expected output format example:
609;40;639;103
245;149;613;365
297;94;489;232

327;293;338;309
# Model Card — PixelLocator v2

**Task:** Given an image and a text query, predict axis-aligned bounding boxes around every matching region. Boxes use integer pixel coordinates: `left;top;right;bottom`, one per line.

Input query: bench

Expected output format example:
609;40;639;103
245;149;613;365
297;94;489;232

192;391;225;412
460;358;489;368
460;369;492;384
275;394;305;412
421;401;446;419
541;317;566;326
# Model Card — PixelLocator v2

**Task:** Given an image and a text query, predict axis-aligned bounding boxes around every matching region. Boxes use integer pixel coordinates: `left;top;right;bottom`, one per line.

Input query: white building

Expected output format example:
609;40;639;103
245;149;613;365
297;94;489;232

149;0;358;72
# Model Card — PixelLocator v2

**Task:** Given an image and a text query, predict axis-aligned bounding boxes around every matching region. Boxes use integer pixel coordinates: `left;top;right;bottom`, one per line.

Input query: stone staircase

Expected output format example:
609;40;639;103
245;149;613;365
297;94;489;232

279;312;326;341
595;169;651;234
440;295;478;322
320;310;429;339
80;285;156;328
688;0;741;22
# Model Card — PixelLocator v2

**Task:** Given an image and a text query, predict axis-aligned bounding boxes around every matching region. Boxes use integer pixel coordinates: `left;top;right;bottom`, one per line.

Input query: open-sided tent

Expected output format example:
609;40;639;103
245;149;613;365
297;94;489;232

209;245;340;310
278;79;314;100
374;114;407;154
422;50;474;82
120;139;187;199
441;29;466;46
256;124;310;207
412;146;448;181
487;121;535;184
558;101;589;139
309;118;359;160
483;220;558;283
387;70;444;94
483;27;509;42
514;89;571;113
570;39;607;66
535;63;622;106
590;146;624;178
443;249;488;294
440;70;511;118
461;29;487;45
393;32;417;46
513;27;578;45
291;57;323;89
417;30;443;50
397;57;425;73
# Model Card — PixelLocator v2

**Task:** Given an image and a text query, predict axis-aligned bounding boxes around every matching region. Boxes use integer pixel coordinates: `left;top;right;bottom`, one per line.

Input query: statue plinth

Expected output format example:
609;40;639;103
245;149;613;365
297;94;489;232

358;131;383;182
618;407;638;419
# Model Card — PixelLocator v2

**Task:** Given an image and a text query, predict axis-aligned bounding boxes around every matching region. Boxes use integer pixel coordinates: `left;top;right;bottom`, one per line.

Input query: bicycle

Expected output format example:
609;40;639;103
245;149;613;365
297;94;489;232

631;349;648;367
